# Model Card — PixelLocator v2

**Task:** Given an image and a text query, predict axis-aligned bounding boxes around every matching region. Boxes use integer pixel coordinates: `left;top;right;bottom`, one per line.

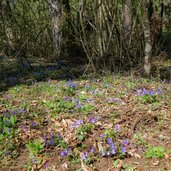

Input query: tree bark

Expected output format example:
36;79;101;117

1;0;15;56
143;0;152;75
122;0;132;33
48;0;70;57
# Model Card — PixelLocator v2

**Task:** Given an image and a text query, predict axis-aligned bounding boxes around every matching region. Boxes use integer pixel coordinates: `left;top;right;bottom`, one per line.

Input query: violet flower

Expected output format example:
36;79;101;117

115;124;120;132
88;117;96;123
75;119;84;128
101;149;106;156
122;139;128;146
121;147;127;153
90;147;95;153
82;151;88;160
60;148;69;157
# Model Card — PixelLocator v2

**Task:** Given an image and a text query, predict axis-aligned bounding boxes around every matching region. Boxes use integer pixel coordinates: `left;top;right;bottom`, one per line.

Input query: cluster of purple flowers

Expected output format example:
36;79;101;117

44;133;53;147
76;119;84;127
66;80;77;88
85;83;91;89
21;125;29;131
64;96;71;101
71;117;97;129
3;109;26;116
31;122;38;128
75;119;84;128
74;100;82;109
136;88;161;96
105;138;116;156
82;147;96;160
88;117;97;123
121;139;129;154
86;98;94;104
100;137;128;156
11;109;18;115
44;133;62;147
99;135;117;157
70;119;84;128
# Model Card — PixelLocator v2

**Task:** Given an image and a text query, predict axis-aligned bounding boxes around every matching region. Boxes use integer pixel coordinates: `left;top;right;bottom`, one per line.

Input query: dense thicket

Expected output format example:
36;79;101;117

0;0;171;74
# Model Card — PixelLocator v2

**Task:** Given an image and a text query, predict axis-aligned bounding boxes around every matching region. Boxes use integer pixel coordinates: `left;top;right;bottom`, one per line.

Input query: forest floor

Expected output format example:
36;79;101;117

0;58;171;171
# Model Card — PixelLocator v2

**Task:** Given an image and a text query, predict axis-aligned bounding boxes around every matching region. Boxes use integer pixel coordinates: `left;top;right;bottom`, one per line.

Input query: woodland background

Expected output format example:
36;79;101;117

0;0;171;78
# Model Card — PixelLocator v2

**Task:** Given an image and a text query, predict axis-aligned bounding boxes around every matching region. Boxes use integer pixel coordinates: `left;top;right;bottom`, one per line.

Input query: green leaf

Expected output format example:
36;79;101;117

10;115;16;126
145;146;166;159
113;159;119;168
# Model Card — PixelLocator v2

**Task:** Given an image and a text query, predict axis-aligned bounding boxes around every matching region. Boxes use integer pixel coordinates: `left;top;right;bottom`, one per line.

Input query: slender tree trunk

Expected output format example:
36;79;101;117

48;0;70;57
143;0;152;75
122;0;133;67
1;0;15;55
122;0;132;34
95;0;105;58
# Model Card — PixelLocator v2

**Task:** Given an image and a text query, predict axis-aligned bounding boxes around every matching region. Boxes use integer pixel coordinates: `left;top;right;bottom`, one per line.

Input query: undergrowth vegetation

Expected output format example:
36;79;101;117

0;74;171;171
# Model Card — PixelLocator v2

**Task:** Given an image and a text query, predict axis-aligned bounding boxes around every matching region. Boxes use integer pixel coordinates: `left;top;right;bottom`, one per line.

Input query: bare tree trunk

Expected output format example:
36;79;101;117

122;0;133;67
48;0;70;57
1;0;15;56
122;0;132;33
143;0;152;75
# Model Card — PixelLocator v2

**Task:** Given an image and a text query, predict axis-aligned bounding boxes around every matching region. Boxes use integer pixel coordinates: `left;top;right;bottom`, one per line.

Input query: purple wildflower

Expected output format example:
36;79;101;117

121;147;127;153
20;109;26;114
45;141;49;147
137;88;157;96
43;162;48;169
22;126;29;131
75;103;81;109
32;158;36;164
106;137;117;155
106;138;113;145
43;135;47;141
101;149;106;156
88;117;96;123
64;96;71;101
115;124;120;132
90;147;95;153
67;80;77;88
69;109;74;113
82;151;88;160
85;83;90;88
60;148;69;157
148;90;155;95
6;151;10;157
6;114;10;119
75;119;84;128
50;133;54;139
7;128;11;133
49;139;54;146
99;125;104;130
11;109;18;115
90;90;96;94
110;143;116;150
157;88;162;94
100;134;105;139
5;120;11;125
111;149;116;155
58;133;62;139
86;98;94;103
122;139;128;146
31;122;37;127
